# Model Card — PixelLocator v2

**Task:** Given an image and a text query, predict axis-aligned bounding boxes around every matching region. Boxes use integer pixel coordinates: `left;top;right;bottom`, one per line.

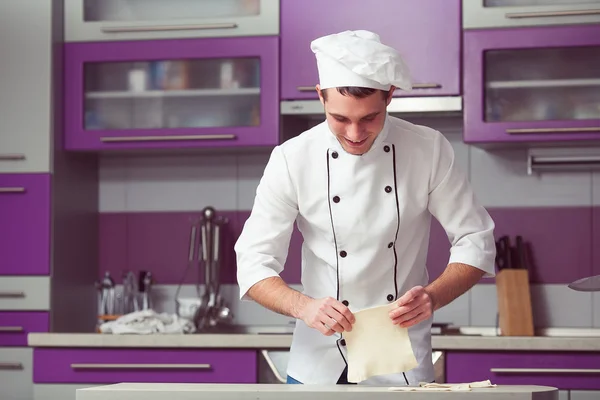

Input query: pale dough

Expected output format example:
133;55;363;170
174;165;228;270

342;303;418;383
389;380;497;391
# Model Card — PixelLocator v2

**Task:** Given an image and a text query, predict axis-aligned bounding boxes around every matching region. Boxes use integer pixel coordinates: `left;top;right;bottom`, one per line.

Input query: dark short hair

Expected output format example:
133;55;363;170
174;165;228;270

322;86;390;101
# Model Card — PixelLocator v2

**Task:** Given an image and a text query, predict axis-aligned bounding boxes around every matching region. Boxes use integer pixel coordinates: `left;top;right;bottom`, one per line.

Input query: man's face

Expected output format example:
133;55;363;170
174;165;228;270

317;86;394;156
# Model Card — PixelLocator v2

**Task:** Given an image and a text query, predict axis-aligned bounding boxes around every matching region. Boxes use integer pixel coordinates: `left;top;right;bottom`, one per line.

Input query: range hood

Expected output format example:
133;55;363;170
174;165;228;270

527;146;600;175
281;96;462;116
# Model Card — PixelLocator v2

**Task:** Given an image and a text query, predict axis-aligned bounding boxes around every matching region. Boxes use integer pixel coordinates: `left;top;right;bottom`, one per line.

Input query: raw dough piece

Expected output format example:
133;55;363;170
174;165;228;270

389;379;496;391
343;303;418;383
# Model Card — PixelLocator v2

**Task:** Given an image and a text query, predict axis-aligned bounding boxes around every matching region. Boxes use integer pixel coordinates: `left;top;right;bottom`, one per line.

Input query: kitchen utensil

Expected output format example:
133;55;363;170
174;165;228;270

122;271;139;314
568;274;600;292
515;235;528;270
175;219;203;320
100;272;115;315
141;271;153;310
495;235;512;271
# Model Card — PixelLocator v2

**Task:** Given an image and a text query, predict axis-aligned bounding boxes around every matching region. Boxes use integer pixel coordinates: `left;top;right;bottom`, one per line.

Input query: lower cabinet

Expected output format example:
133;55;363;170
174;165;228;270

0;347;33;400
34;384;98;400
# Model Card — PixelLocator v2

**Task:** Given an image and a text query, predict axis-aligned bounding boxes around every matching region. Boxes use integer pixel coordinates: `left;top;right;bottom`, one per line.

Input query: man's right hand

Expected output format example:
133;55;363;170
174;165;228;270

300;297;355;336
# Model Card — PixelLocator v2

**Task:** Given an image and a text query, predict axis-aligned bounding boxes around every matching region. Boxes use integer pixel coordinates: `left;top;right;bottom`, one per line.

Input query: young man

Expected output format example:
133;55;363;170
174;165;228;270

235;30;496;386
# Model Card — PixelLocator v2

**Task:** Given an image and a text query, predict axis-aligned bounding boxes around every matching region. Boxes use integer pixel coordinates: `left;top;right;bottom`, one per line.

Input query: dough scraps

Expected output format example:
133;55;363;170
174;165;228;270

343;303;418;383
389;379;497;391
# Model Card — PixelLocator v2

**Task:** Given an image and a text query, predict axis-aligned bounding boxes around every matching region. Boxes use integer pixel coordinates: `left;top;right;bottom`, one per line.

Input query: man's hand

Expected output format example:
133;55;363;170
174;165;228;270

388;286;433;328
300;297;355;336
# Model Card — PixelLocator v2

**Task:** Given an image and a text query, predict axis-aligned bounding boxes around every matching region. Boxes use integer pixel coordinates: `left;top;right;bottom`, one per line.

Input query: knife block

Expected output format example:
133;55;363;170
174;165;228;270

495;269;534;336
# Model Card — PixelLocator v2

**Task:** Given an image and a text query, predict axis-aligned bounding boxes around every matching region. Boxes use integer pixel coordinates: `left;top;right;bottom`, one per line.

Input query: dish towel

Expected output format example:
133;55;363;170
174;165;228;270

99;310;196;334
389;379;497;391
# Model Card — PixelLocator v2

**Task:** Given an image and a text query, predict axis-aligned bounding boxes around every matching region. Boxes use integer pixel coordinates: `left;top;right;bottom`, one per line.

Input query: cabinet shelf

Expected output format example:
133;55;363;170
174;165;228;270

487;78;600;90
86;87;260;100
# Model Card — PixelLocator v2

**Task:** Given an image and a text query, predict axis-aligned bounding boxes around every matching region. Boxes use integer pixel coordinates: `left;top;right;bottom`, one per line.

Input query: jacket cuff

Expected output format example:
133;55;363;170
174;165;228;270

448;251;496;278
238;268;281;301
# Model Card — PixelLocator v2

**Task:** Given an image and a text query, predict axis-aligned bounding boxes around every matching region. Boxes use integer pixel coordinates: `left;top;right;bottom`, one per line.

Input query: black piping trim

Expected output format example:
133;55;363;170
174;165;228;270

391;144;400;300
403;372;410;385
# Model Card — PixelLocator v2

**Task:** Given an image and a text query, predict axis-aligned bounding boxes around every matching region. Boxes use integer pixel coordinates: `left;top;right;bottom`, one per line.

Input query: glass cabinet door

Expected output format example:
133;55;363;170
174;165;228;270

65;0;279;42
84;57;261;131
484;46;600;123
462;0;600;29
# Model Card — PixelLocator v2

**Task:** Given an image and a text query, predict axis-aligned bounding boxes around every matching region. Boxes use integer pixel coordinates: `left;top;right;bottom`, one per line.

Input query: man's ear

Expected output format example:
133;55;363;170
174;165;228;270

386;86;396;105
316;84;325;105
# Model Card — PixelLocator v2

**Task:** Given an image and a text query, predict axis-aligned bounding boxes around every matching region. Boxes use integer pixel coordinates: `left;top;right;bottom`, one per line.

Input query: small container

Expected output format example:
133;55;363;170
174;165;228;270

128;68;148;92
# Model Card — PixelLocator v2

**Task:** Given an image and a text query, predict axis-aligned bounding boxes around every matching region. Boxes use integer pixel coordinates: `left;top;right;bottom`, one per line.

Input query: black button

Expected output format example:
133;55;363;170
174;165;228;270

333;196;340;203
340;251;347;258
340;339;346;346
388;242;394;248
332;151;338;159
385;186;392;193
384;145;390;153
387;294;394;302
342;300;349;306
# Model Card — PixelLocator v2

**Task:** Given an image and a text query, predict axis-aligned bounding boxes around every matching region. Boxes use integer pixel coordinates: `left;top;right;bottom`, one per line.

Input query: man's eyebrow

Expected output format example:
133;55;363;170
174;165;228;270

329;112;380;120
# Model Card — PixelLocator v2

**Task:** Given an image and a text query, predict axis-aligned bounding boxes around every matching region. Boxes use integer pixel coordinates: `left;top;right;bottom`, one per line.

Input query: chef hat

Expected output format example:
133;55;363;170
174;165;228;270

310;30;412;91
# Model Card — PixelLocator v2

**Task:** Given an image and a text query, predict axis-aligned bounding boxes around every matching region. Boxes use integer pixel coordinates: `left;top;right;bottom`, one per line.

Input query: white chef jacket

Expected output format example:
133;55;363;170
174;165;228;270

235;114;496;385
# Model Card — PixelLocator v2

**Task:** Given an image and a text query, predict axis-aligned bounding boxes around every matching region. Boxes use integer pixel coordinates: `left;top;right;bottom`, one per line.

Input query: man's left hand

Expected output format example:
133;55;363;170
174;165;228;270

388;286;433;328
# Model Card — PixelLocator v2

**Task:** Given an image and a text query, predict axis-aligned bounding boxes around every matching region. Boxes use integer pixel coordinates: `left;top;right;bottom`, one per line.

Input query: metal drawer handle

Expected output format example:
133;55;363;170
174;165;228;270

101;23;238;33
492;368;600;374
506;9;600;19
0;154;25;161
101;134;237;143
0;292;26;298
71;363;211;370
0;187;26;194
411;83;442;89
0;326;24;332
296;86;316;92
506;127;600;134
0;363;24;370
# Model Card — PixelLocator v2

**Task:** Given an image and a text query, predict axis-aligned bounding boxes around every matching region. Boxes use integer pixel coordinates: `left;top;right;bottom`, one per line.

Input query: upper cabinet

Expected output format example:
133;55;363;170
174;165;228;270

280;0;461;100
64;36;279;151
0;0;52;173
463;24;600;145
463;0;600;29
64;0;279;42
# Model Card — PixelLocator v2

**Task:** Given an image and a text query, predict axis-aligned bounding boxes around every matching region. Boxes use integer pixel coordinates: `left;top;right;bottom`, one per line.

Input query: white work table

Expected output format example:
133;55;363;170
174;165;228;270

75;383;559;400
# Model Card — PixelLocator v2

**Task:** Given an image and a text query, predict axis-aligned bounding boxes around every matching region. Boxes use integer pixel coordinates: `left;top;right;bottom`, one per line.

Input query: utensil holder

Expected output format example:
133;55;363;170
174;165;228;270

496;269;534;336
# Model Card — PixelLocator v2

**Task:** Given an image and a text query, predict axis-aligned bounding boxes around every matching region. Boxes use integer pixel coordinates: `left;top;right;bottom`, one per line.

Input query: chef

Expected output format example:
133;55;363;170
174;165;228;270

235;30;496;386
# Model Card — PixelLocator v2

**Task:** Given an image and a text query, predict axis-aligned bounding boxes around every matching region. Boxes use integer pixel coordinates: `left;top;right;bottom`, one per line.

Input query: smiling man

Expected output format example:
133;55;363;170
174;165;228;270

235;30;496;386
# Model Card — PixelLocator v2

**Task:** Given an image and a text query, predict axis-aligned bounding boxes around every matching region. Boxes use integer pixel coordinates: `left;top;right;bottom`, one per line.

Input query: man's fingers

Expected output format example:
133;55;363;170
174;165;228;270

392;303;430;326
396;286;423;307
326;306;353;332
319;310;344;333
315;319;335;336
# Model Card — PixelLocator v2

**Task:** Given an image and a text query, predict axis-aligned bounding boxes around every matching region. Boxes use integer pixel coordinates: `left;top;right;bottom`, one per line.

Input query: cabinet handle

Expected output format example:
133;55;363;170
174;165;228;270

491;368;600;374
0;154;25;161
100;134;237;143
0;363;23;370
101;23;237;33
71;363;211;370
0;326;24;332
0;292;25;298
506;127;600;134
0;187;26;194
296;86;316;92
506;9;600;19
411;83;442;89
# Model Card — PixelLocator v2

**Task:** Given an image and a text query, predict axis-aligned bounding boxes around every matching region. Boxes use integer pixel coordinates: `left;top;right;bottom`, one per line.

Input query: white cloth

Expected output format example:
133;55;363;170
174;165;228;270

390;380;497;391
99;310;196;334
310;30;412;91
235;115;496;385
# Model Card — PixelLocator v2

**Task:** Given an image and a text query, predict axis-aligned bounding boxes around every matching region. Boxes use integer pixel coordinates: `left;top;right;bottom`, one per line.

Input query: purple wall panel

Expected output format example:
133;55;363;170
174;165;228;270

594;207;600;276
99;207;594;286
0;312;49;346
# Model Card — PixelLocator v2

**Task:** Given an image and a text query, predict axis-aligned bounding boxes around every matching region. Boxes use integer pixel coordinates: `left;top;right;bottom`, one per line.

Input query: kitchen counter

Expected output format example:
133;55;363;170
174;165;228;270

28;332;600;351
75;383;558;400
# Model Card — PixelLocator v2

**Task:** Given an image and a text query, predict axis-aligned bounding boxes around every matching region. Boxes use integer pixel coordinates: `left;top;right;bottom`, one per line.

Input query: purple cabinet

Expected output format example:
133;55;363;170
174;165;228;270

446;351;600;390
0;312;49;346
64;36;279;151
463;24;600;145
33;348;257;383
280;0;461;100
0;174;51;275
594;207;600;277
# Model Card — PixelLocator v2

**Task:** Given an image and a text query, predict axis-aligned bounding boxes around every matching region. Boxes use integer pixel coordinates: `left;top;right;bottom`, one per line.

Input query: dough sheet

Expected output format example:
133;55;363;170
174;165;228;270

342;303;418;383
389;379;497;391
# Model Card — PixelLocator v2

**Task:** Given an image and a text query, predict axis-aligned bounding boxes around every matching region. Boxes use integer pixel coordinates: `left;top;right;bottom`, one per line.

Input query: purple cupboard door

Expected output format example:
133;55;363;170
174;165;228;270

0;174;51;275
280;0;461;100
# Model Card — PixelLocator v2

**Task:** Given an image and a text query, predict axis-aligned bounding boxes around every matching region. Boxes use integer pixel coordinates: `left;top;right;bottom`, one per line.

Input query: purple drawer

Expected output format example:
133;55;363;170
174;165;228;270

33;348;257;384
446;351;600;390
0;312;49;346
0;174;51;275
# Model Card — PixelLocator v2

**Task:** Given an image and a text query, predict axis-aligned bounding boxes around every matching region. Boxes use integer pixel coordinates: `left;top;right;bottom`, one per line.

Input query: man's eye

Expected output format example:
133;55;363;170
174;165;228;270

334;117;347;122
362;117;375;122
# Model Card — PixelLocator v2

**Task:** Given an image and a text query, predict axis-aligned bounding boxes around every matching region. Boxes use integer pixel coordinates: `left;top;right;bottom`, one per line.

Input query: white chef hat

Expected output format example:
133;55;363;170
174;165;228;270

310;30;412;92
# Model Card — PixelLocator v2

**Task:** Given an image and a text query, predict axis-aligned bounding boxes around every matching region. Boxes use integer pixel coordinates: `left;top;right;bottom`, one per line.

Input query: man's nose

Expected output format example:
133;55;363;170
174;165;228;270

346;124;362;139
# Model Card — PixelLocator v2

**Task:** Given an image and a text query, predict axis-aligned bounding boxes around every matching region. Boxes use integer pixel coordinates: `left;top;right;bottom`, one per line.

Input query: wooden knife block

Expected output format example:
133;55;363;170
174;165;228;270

496;269;534;336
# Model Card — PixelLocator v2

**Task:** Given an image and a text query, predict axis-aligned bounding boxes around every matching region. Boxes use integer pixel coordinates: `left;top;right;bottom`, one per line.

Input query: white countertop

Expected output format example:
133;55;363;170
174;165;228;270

28;332;600;351
75;383;558;400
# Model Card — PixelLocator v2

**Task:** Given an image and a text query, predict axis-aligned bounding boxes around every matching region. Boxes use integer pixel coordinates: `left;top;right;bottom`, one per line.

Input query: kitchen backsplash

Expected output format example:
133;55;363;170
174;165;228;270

98;116;600;329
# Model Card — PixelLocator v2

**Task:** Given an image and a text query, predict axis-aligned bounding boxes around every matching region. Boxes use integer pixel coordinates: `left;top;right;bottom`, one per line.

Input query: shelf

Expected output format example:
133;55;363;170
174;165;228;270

86;87;261;99
487;78;600;90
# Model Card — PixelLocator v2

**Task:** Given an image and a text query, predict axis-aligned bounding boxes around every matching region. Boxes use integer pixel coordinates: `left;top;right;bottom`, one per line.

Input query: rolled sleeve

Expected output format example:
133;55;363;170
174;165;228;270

235;146;299;300
427;132;496;277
